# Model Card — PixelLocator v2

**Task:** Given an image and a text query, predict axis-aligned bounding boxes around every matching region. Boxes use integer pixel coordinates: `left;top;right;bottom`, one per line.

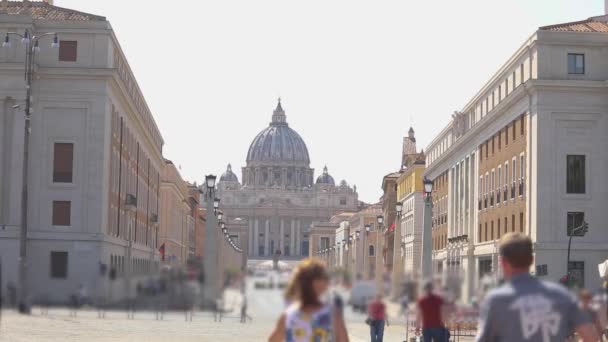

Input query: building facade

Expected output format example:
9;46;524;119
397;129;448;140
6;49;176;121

216;100;360;259
159;160;193;265
396;138;425;283
0;1;163;303
424;13;608;301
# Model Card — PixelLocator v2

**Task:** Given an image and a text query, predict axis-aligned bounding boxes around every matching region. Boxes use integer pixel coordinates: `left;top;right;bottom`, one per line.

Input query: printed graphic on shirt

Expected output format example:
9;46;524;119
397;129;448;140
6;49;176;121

510;294;561;342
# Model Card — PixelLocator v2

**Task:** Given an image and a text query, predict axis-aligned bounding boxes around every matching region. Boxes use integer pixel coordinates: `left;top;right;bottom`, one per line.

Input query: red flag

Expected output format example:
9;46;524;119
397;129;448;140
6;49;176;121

159;243;165;261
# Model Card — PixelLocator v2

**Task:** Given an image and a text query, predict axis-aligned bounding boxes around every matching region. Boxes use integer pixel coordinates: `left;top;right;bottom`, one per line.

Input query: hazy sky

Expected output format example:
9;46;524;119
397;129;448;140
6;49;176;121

59;0;602;202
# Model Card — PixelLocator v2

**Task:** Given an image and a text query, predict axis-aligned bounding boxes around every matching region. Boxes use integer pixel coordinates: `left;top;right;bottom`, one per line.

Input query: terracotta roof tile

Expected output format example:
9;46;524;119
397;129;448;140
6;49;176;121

1;1;105;21
540;15;608;33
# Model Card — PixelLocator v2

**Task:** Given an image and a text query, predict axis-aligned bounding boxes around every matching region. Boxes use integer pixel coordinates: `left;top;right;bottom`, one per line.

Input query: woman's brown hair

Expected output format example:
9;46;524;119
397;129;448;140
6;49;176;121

284;258;329;307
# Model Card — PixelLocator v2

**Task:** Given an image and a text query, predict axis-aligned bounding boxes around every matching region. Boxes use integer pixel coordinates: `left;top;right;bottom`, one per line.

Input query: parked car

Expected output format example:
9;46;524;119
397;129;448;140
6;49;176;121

349;281;376;312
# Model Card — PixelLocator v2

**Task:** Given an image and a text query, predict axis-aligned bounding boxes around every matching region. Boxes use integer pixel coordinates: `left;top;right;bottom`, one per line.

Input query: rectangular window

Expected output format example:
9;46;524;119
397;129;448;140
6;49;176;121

568;261;585;288
568;54;585;74
567;155;586;194
59;41;78;62
504;217;508;234
491;221;494;240
485;141;488;159
567;212;585;236
339;197;347;205
498;166;502;189
484;222;488;241
512;158;517;182
479;259;492;278
498;133;501;150
50;251;68;278
512;120;516;141
497;219;501;239
520;115;525;135
478;224;482;242
52;201;71;226
492;137;495;154
512;214;515;232
505;126;509;145
512;71;516;90
520;212;524;233
53;143;74;183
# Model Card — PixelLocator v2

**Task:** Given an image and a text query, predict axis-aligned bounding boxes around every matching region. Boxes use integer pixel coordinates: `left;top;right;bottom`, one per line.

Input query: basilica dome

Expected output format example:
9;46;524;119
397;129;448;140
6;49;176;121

219;164;239;183
246;100;310;166
316;166;335;185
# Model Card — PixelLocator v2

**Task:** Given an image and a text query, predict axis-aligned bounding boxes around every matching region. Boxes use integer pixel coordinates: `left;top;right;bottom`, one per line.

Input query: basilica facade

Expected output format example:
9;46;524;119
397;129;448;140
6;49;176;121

217;101;359;259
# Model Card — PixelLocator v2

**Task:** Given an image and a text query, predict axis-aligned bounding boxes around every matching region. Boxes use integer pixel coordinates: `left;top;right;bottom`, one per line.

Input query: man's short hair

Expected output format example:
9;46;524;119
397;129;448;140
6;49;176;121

499;233;533;268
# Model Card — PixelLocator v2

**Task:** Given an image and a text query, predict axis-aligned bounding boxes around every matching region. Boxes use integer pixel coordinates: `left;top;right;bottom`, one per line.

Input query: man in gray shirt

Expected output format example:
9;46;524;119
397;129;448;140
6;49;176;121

475;233;598;342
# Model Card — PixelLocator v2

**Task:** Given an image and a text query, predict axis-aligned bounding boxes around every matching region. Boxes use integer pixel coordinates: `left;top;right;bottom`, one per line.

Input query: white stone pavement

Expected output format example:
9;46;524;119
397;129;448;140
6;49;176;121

0;279;474;341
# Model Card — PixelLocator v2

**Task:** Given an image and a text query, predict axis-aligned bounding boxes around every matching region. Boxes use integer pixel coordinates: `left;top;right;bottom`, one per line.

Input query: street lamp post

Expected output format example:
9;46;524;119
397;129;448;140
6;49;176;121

202;175;219;307
3;30;59;314
392;201;403;298
422;177;434;280
375;215;384;293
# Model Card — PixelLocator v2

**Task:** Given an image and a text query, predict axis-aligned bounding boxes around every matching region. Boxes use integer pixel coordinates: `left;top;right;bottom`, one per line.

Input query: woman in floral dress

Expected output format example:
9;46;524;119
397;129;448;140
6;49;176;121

269;258;349;342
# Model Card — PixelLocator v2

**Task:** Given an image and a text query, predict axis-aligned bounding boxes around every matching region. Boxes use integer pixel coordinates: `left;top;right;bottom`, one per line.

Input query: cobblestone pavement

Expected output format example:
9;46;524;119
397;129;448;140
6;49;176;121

0;278;475;341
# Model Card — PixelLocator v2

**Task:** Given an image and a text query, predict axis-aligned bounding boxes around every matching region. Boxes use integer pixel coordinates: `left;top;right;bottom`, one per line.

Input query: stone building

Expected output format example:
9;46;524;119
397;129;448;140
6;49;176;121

424;11;608;301
394;128;426;295
217;100;359;259
0;1;163;303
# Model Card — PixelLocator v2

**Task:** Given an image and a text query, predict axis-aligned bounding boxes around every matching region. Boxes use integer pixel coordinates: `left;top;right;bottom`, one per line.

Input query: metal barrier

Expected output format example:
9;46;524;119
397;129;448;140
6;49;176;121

404;307;479;341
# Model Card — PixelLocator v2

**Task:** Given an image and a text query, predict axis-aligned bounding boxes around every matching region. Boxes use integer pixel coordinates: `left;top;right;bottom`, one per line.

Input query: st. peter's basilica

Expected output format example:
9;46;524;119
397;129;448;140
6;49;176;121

217;100;360;259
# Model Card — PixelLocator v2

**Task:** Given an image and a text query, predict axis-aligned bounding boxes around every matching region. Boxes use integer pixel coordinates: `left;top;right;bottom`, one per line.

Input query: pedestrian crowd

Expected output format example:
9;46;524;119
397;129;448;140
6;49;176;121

270;233;608;342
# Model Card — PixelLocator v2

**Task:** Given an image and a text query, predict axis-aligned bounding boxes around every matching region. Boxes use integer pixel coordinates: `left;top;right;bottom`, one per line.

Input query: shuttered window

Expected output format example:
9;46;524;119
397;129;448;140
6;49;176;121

52;201;71;226
59;41;77;62
53;143;73;183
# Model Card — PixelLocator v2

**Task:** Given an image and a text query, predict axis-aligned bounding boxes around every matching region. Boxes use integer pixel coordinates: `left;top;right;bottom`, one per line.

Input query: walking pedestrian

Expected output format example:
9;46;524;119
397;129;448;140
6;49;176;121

268;258;348;342
475;233;598;342
367;294;388;342
579;289;603;340
417;282;449;342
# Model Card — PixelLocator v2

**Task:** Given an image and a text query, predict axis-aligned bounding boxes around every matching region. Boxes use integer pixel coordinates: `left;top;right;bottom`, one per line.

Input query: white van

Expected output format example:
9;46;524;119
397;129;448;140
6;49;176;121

349;281;376;312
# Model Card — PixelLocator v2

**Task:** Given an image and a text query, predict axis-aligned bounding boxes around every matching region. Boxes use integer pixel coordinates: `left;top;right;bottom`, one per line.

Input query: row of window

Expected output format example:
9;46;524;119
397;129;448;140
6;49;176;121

480;115;525;162
478;213;525;243
479;154;526;210
428;53;532;167
434;232;447;250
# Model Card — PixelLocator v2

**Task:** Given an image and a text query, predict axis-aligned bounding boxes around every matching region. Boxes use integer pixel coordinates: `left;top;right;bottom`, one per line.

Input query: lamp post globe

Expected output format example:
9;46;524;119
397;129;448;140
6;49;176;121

423;177;433;196
396;201;403;216
205;175;217;190
377;215;384;225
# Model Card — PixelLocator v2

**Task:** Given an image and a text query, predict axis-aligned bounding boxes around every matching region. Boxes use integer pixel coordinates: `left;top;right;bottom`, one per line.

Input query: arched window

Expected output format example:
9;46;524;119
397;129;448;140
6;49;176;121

369;245;375;256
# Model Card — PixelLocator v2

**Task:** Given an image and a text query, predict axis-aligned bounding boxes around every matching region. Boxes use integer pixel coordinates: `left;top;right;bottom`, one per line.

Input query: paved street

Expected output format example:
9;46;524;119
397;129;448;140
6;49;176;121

0;276;418;342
